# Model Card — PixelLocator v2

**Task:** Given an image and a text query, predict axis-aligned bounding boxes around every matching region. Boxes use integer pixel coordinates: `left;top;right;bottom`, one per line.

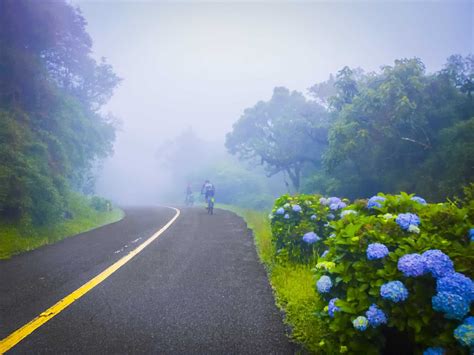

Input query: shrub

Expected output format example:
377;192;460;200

270;190;473;354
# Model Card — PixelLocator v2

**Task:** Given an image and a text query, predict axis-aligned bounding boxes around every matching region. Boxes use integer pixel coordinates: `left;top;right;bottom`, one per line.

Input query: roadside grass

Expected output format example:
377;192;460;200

0;195;124;260
217;204;325;352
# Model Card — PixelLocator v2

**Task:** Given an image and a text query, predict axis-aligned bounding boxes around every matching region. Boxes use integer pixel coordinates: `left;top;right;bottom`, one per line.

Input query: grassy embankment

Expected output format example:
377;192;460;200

218;204;324;352
0;195;124;260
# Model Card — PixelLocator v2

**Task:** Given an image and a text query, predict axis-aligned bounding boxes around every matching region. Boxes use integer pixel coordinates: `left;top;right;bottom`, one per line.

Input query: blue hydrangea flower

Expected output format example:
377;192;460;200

432;292;470;320
276;207;285;215
469;228;474;242
310;214;317;220
422;250;454;279
366;243;389;260
327;213;335;220
328;298;340;318
454;321;474;348
367;196;386;209
352;316;369;331
319;197;329;205
316;275;332;294
341;209;357;218
330;201;347;210
411;196;427;205
302;232;320;244
321;250;329;258
397;253;426;277
284;213;290;219
380;281;409;302
365;304;387;327
423;347;445;355
396;213;421;230
292;204;302;213
436;272;473;302
464;316;474;325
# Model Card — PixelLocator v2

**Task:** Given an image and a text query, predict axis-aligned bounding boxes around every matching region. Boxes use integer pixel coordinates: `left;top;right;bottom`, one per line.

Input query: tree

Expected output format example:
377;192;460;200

226;87;329;191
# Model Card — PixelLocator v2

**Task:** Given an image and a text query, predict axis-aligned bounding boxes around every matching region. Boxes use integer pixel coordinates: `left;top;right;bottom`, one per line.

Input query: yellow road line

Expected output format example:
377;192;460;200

0;207;180;354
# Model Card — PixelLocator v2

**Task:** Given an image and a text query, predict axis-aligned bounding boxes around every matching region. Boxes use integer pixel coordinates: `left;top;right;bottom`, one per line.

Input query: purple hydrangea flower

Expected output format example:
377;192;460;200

352;316;369;331
366;243;389;260
396;213;420;230
365;304;387;327
380;281;409;302
302;232;320;244
423;348;445;355
316;275;332;294
276;207;285;215
328;298;340;318
454;321;474;348
310;214;317;220
330;201;347;210
292;204;302;212
436;272;473;301
367;196;386;209
397;253;426;277
284;213;290;219
422;250;454;279
432;292;470;320
411;196;427;205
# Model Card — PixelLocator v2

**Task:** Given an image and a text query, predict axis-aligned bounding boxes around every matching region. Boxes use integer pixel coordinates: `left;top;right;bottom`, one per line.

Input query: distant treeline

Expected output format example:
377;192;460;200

0;0;120;224
226;56;474;201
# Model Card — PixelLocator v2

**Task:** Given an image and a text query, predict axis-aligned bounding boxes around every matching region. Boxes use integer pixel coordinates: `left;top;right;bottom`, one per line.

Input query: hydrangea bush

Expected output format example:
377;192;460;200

270;194;347;262
271;191;473;354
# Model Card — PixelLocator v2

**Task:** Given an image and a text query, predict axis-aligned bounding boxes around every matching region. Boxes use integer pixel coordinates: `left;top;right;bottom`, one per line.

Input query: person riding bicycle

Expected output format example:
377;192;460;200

201;180;215;203
185;183;194;206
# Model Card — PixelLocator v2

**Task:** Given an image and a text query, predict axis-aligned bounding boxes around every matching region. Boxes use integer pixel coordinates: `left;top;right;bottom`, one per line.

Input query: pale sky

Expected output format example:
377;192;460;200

72;0;473;204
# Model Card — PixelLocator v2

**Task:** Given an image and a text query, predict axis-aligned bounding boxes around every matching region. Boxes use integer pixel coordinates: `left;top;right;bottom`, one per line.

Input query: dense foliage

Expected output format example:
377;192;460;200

0;0;120;224
227;56;473;202
270;188;473;354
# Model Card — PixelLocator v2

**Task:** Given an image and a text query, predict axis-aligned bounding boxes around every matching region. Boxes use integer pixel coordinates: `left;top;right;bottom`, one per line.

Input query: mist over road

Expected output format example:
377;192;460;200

0;207;292;354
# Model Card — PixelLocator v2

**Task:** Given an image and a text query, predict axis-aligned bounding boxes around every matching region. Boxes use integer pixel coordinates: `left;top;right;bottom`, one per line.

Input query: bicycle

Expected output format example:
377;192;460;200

207;196;215;215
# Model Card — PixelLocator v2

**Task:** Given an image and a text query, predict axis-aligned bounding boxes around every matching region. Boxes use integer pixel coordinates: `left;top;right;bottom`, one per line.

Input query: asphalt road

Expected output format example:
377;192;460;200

0;207;294;354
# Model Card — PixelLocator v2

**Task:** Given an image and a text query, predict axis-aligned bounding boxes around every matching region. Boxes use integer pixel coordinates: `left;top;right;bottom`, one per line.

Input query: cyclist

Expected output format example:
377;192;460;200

185;183;194;206
201;180;215;203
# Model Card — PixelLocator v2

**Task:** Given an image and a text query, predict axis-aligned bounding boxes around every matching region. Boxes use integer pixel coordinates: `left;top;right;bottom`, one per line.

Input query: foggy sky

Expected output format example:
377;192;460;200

72;0;473;204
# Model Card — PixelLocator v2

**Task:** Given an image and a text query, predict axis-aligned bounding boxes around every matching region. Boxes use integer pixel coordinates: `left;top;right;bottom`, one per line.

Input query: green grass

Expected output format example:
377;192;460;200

218;204;326;353
0;195;124;260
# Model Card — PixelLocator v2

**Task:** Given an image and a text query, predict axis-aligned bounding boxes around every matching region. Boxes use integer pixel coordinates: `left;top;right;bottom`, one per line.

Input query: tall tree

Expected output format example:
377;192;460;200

226;87;329;191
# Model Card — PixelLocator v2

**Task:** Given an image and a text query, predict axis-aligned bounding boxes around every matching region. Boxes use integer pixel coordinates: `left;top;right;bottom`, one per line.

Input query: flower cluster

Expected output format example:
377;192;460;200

432;292;470;320
380;281;409;303
276;207;285;215
397;253;426;277
284;213;290;219
302;232;320;244
317;275;332;294
365;304;387;327
352;316;369;331
470;228;474;242
292;204;302;213
396;213;421;231
328;298;340;318
367;195;386;209
436;272;473;302
453;316;474;348
310;214;317;220
340;209;357;218
411;196;427;205
366;243;389;260
422;250;454;279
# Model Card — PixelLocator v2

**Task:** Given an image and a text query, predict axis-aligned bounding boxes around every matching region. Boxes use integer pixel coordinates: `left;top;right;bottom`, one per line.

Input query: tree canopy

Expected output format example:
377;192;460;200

0;0;120;224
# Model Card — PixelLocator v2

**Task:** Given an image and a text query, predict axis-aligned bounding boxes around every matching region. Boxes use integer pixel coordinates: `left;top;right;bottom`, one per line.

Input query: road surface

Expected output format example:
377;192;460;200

0;207;294;354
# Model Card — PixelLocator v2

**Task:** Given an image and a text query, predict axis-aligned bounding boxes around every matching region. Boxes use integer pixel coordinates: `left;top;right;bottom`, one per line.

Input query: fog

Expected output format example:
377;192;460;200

72;0;472;205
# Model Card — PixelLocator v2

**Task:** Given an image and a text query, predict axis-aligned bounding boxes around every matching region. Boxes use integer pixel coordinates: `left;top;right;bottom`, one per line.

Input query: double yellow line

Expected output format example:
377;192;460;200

0;207;180;354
